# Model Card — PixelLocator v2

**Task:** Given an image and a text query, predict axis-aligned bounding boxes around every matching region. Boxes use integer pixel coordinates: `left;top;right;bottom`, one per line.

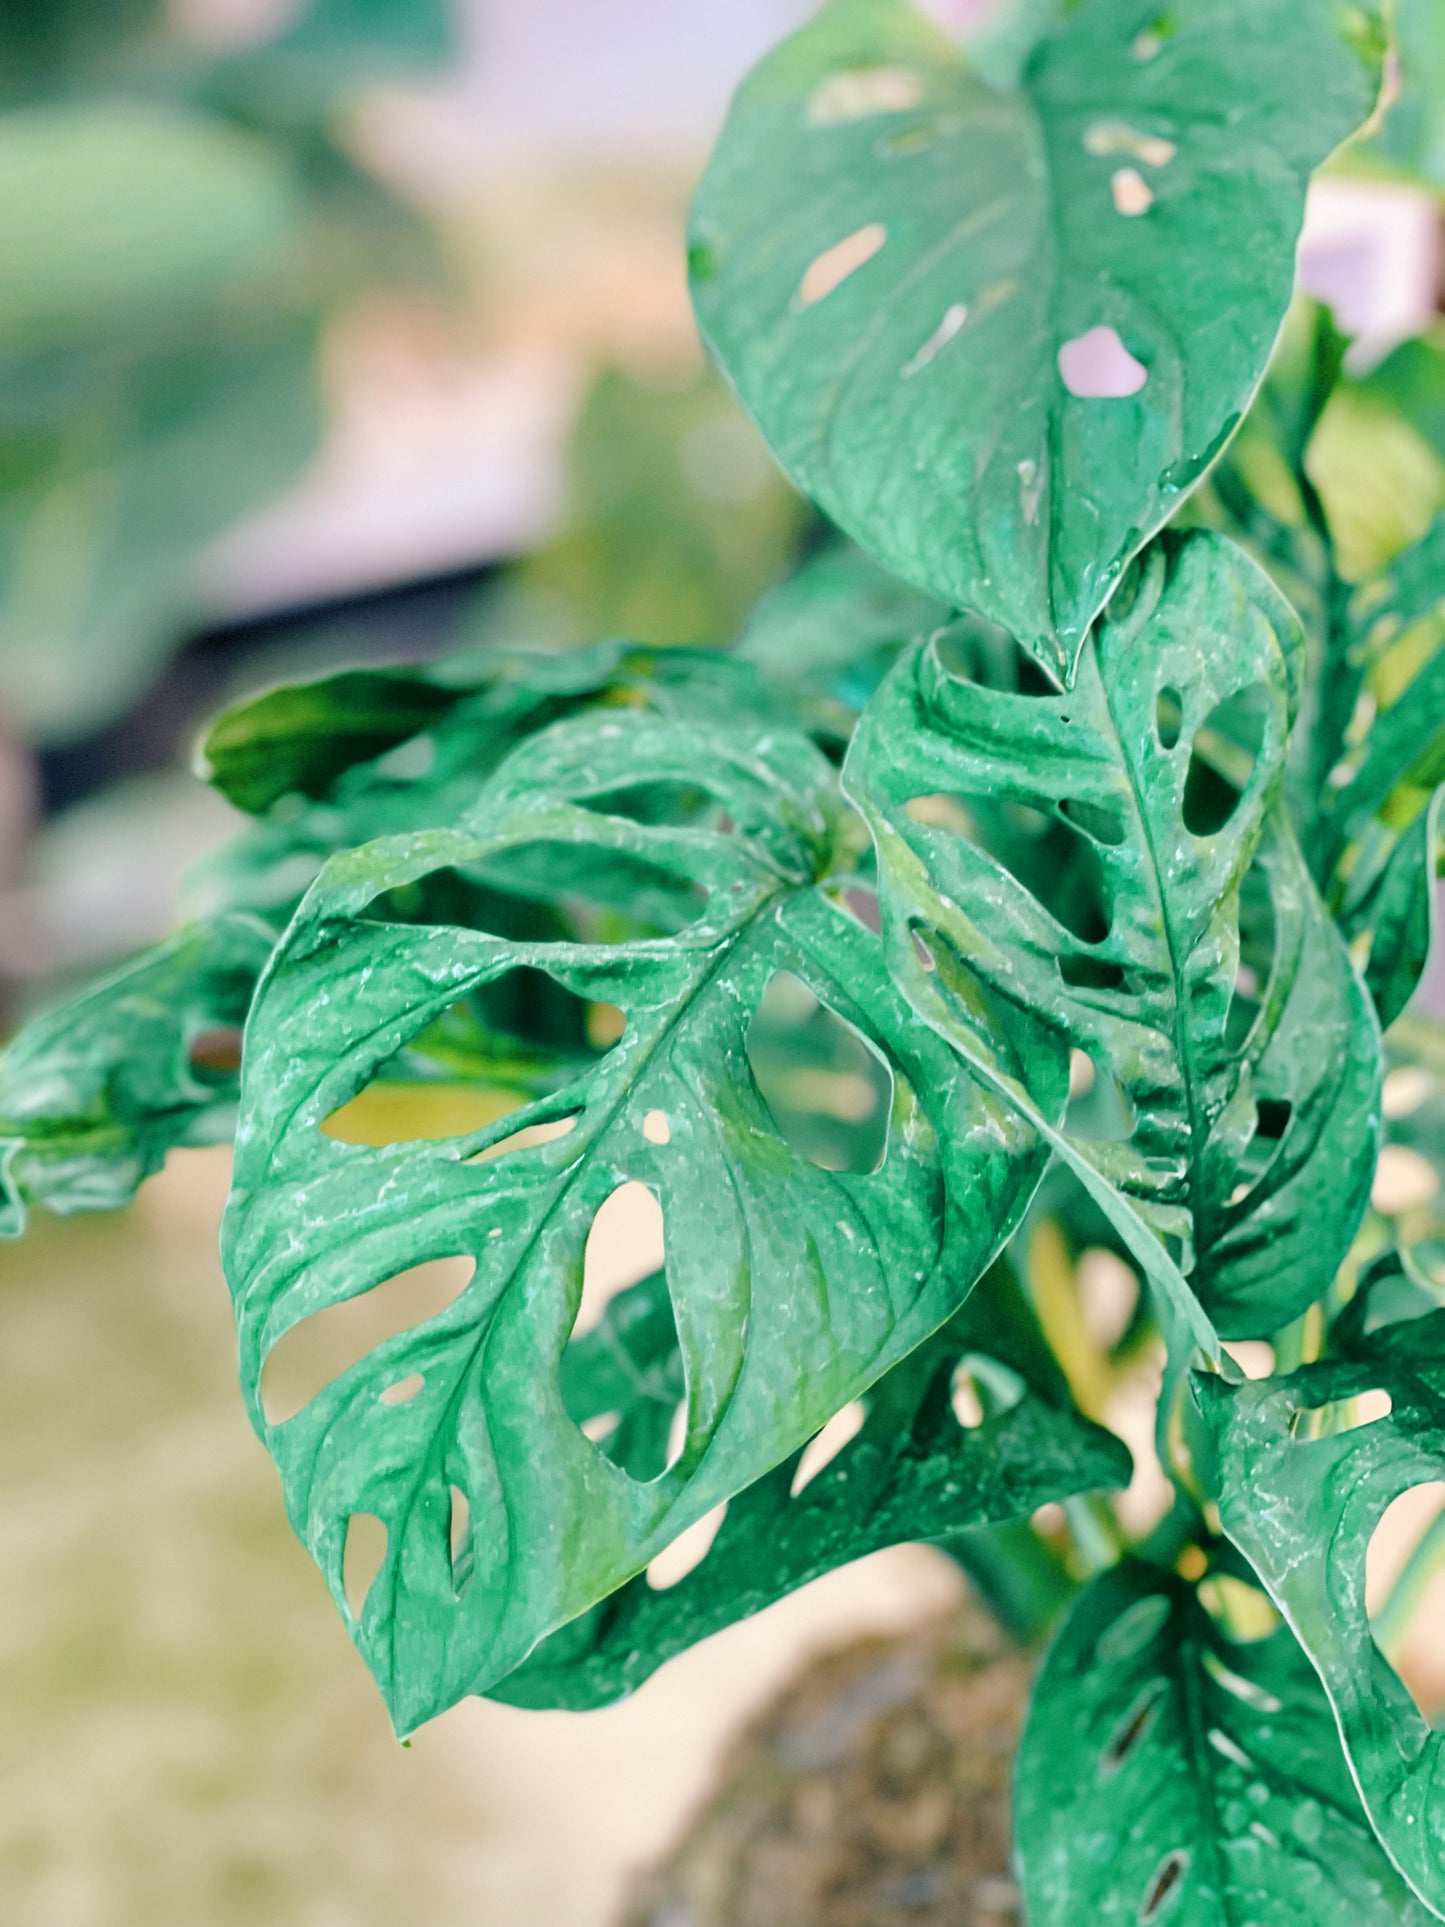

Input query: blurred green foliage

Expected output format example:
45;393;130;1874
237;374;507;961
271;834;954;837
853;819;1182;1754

0;0;451;742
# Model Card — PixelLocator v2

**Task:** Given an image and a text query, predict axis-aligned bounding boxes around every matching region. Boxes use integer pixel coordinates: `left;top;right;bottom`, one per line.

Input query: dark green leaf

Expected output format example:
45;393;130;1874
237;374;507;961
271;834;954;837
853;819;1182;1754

689;0;1384;679
1339;788;1444;1029
847;530;1381;1339
493;1258;1129;1709
1198;1297;1445;1917
223;701;1049;1729
197;671;463;816
1016;1558;1433;1925
0;914;275;1234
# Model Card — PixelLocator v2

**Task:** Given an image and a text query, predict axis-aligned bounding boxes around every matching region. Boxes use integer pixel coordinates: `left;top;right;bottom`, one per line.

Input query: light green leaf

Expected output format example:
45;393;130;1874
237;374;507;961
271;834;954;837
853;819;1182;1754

1015;1558;1434;1925
1198;1290;1445;1918
847;529;1381;1339
493;1257;1129;1710
223;702;1051;1729
0;914;275;1234
0;104;302;351
689;0;1384;679
0;315;323;741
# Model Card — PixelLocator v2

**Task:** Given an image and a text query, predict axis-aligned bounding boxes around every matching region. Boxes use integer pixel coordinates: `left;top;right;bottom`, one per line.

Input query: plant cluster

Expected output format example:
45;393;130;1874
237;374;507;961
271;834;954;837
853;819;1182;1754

7;1;1445;1919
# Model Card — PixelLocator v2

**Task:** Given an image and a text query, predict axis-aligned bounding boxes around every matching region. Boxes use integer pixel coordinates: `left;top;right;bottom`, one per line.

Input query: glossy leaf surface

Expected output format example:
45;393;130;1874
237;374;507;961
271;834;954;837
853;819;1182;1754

690;0;1384;678
495;1259;1128;1709
1199;1300;1445;1916
223;701;1049;1729
1016;1559;1433;1925
0;914;274;1234
847;530;1381;1338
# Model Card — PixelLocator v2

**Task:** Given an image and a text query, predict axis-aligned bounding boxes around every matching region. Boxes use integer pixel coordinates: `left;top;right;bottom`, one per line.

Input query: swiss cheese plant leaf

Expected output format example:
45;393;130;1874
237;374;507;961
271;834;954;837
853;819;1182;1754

1197;1299;1445;1918
493;1257;1129;1710
1015;1559;1435;1926
0;913;274;1233
689;0;1385;680
222;702;1051;1730
847;531;1382;1340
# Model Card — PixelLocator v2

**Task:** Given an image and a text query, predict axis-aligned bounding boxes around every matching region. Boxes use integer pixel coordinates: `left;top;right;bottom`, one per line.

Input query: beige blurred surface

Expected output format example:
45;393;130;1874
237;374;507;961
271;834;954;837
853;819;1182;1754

0;1148;961;1927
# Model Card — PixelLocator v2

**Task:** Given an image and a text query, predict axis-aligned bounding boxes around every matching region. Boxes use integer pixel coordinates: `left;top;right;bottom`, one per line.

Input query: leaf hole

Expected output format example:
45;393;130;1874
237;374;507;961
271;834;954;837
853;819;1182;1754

1083;121;1177;166
935;616;1060;695
1155;686;1183;750
1201;1646;1283;1712
830;885;881;933
1103;1684;1162;1773
790;1399;867;1496
642;1109;671;1145
577;1183;667;1340
560;1270;685;1483
1225;857;1276;1053
1220;1341;1275;1380
951;1354;1025;1429
1058;326;1148;400
808;66;923;125
1097;1594;1171;1663
901;302;969;380
1197;1575;1279;1644
798;224;888;306
261;1255;475;1425
320;966;610;1146
1065;1054;1136;1141
1139;1849;1188;1921
906;791;1113;946
1182;685;1269;837
746;972;892;1174
342;1513;387;1621
646;1502;728;1590
465;1110;580;1164
379;1372;425;1406
1367;1482;1445;1720
449;1485;474;1591
1059;954;1127;991
1059;797;1127;846
188;1026;243;1082
1111;167;1153;216
378;846;709;946
577;779;732;831
1289;1389;1392;1440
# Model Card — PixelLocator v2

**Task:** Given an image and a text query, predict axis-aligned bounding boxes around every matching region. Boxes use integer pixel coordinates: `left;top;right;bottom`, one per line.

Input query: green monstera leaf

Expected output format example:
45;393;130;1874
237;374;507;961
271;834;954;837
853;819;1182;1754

222;699;1052;1731
494;1257;1129;1710
689;0;1385;680
0;913;274;1234
1197;1293;1445;1917
846;529;1382;1340
1015;1558;1435;1926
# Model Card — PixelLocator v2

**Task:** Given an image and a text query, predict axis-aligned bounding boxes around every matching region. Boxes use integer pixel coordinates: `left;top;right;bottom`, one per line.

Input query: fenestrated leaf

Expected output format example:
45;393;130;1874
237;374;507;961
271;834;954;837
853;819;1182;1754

847;529;1382;1339
493;1258;1129;1710
1197;1291;1445;1917
0;913;274;1234
1015;1558;1434;1926
689;0;1385;681
222;702;1052;1730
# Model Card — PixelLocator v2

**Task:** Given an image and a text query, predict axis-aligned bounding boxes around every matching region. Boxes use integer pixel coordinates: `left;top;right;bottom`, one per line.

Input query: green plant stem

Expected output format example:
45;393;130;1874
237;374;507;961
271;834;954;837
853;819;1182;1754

939;1520;1079;1646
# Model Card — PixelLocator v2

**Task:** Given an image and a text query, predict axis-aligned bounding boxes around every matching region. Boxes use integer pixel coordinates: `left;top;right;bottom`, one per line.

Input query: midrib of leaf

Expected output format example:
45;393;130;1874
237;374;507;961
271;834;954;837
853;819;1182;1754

1096;641;1214;1237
